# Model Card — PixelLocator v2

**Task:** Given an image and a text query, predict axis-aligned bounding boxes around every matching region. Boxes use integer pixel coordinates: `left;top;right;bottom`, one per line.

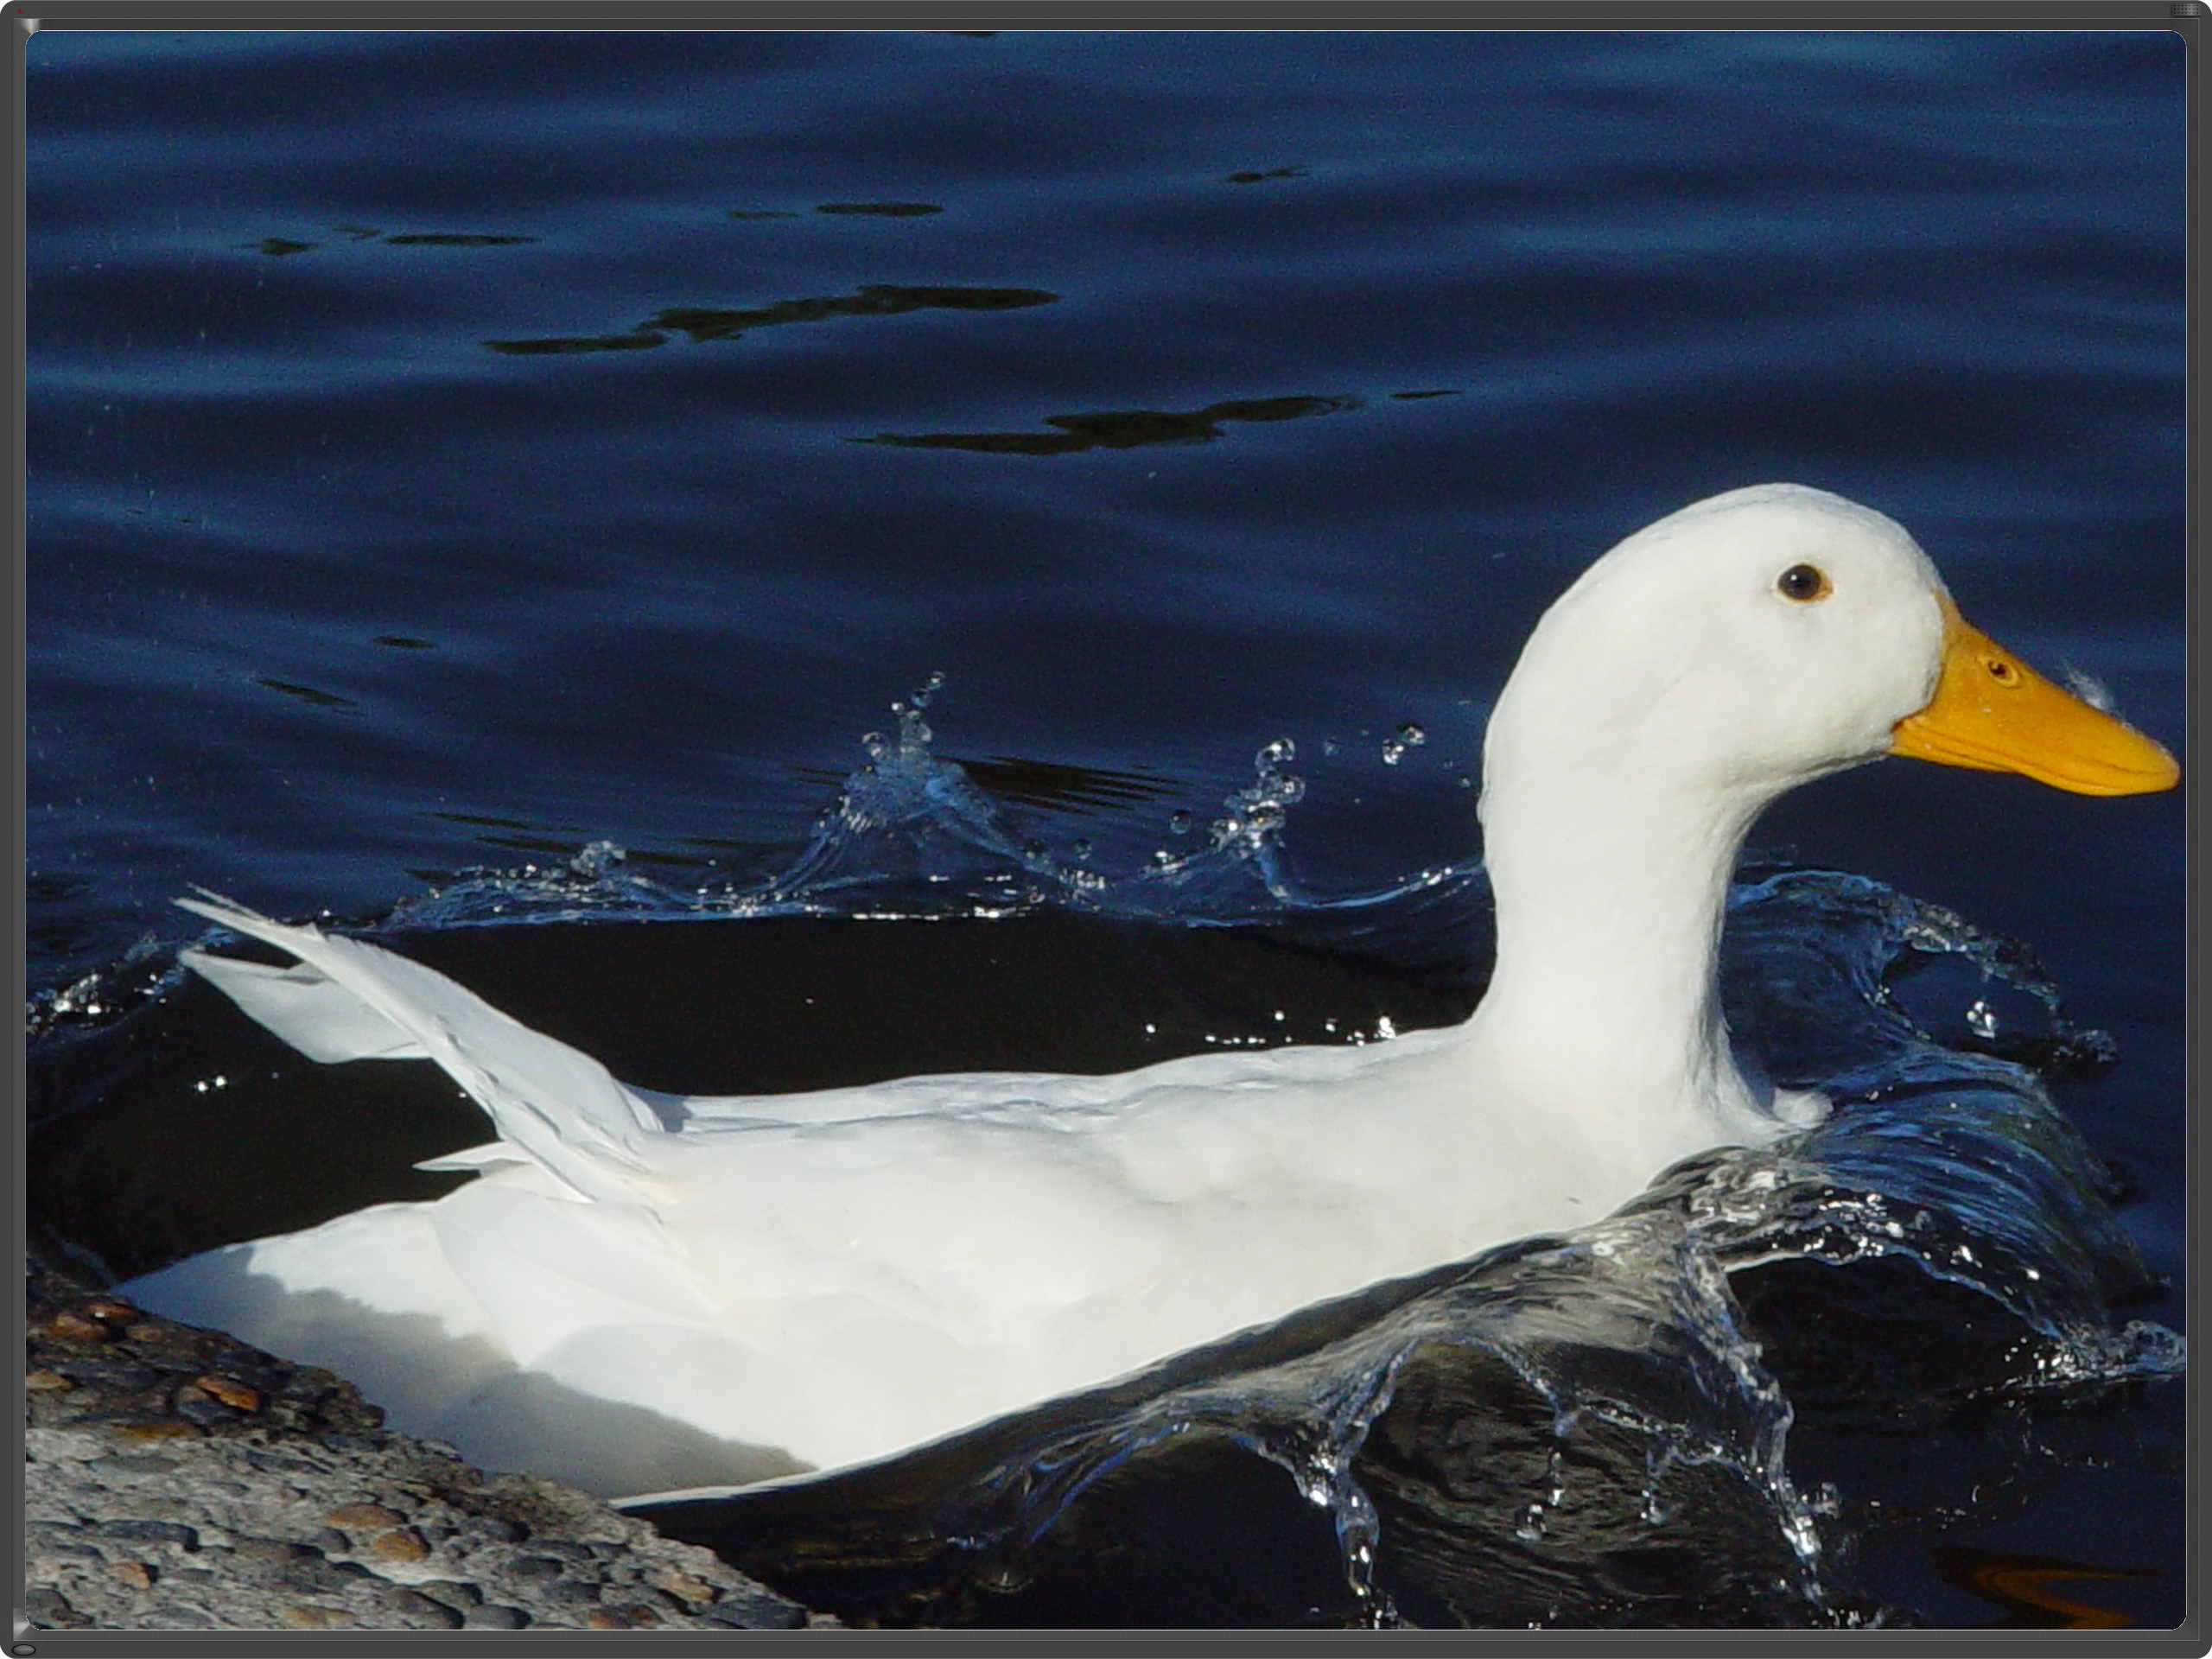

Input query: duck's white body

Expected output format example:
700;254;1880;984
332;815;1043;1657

121;486;2175;1499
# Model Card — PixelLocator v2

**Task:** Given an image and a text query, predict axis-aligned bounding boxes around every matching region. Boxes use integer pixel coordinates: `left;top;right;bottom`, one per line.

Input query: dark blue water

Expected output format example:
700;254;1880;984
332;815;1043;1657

25;28;2186;1630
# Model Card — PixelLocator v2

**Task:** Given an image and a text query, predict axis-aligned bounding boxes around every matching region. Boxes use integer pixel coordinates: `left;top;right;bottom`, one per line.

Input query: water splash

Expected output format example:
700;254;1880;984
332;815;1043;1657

172;679;1454;956
25;933;180;1045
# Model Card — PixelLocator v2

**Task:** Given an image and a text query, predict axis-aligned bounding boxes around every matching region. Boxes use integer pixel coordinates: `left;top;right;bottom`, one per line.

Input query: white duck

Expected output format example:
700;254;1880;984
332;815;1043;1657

121;485;2177;1498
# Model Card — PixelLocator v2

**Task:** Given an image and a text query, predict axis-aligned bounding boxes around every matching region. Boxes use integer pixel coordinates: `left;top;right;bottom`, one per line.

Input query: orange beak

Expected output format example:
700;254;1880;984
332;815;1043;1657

1890;599;2179;797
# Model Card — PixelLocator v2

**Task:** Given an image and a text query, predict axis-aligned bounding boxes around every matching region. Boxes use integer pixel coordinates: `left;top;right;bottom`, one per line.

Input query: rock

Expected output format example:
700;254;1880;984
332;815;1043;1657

649;1565;718;1606
365;1528;431;1565
23;1258;831;1630
413;1577;483;1611
116;1421;203;1443
95;1519;200;1549
22;1586;88;1629
324;1502;407;1531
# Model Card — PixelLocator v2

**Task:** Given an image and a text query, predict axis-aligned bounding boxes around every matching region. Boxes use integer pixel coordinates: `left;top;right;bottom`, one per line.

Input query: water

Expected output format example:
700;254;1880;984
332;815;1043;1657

24;28;2185;1629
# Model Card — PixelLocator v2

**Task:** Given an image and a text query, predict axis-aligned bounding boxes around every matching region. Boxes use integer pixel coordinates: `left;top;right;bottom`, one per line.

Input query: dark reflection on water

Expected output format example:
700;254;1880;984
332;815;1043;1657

648;284;1057;342
252;677;361;713
251;227;537;256
486;283;1058;355
485;329;669;357
816;200;944;216
861;393;1359;454
383;232;537;246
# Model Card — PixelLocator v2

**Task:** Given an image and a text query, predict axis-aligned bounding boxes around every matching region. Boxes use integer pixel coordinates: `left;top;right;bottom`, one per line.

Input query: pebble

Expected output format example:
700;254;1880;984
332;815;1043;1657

117;1421;201;1442
97;1518;200;1548
24;1259;826;1631
366;1529;431;1564
325;1501;406;1530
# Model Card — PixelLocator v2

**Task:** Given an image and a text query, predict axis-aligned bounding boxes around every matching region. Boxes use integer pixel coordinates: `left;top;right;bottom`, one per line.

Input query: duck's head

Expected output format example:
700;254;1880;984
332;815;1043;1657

1483;483;2178;817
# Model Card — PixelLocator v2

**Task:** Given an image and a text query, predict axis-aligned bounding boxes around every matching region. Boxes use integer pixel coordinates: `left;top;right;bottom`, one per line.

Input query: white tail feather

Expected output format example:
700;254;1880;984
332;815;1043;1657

176;946;427;1065
175;893;665;1201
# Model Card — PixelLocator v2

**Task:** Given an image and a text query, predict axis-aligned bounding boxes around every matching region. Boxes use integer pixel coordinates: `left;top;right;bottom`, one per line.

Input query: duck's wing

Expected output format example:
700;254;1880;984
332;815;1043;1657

662;1031;1408;1131
176;893;665;1200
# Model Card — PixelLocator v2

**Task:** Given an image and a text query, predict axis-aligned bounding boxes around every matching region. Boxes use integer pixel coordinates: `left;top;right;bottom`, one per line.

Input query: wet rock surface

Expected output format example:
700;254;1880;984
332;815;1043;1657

23;1262;833;1632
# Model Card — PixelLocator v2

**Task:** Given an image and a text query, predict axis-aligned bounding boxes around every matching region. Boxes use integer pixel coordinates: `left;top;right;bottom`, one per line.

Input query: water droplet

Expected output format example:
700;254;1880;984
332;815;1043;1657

888;696;932;749
1965;998;1998;1039
1380;722;1427;765
569;839;626;878
1168;810;1193;836
1069;838;1093;862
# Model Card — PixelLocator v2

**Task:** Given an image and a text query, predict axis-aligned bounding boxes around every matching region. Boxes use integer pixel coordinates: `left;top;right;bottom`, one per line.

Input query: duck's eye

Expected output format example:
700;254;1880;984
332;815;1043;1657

1776;563;1830;603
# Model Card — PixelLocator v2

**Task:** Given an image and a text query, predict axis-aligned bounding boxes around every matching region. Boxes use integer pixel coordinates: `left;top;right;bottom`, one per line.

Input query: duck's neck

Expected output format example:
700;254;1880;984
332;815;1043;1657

1470;765;1770;1145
